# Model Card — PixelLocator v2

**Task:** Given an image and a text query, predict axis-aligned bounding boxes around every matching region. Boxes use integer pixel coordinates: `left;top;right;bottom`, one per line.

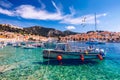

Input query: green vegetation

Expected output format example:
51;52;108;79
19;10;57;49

0;24;28;34
0;24;78;37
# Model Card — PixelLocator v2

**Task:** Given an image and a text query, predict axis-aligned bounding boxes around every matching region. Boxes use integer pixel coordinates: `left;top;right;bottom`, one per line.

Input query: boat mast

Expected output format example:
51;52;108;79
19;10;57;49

94;13;97;32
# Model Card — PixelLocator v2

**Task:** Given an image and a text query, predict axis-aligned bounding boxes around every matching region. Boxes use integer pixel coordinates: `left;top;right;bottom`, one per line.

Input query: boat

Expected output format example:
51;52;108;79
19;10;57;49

22;44;36;49
0;44;3;48
43;43;106;61
0;41;7;46
85;13;106;45
12;43;21;47
20;42;26;45
7;42;16;45
3;43;7;47
86;38;105;45
32;42;44;47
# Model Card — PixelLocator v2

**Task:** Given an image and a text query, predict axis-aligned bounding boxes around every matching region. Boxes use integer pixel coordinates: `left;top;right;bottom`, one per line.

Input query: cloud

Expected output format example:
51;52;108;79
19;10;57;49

15;5;63;20
0;0;107;25
51;0;61;14
69;6;76;16
38;0;46;9
0;0;13;8
0;1;63;20
66;26;76;30
60;13;107;25
0;7;14;16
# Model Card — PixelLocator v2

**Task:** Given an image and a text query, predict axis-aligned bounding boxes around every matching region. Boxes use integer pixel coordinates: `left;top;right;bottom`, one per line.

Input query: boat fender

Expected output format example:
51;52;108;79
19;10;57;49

84;50;88;55
57;55;62;61
80;54;84;61
98;54;103;60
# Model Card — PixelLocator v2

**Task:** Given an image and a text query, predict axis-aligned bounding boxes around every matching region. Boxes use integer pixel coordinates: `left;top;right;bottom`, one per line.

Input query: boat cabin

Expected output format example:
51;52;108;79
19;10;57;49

55;43;71;51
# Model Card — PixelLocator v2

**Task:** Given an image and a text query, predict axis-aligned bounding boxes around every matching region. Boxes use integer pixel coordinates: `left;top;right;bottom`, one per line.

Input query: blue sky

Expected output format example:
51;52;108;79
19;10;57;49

0;0;120;32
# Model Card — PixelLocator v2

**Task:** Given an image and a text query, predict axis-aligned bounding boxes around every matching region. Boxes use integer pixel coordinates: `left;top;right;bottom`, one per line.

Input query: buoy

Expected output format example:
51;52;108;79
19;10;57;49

57;55;62;65
80;54;84;61
98;54;103;60
57;55;62;61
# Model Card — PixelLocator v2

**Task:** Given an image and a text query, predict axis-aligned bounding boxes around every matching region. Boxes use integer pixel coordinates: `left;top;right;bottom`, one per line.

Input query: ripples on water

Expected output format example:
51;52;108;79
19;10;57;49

0;43;120;80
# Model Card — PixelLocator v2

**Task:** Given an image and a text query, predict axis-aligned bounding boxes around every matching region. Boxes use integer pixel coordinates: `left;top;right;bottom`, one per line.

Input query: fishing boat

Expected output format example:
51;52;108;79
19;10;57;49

12;43;21;47
43;43;106;61
22;44;36;49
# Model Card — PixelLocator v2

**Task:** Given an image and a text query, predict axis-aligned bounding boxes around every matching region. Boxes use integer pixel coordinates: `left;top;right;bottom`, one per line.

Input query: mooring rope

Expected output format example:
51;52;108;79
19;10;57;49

43;49;51;79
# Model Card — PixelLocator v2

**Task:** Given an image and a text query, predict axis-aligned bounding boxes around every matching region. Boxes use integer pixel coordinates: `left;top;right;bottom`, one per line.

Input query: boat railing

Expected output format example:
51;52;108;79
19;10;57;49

72;46;100;53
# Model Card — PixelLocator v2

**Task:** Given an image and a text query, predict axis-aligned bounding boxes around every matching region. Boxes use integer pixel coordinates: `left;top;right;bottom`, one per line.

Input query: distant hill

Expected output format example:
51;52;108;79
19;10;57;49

0;24;78;37
0;24;27;34
24;26;78;37
63;30;77;36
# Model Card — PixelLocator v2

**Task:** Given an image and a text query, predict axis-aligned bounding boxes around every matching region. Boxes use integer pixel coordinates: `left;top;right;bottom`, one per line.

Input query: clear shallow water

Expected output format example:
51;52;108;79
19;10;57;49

0;43;120;80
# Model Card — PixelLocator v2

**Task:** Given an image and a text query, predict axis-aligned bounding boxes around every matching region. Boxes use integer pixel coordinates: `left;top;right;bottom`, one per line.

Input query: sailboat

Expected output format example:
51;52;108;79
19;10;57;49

86;38;106;44
86;13;106;45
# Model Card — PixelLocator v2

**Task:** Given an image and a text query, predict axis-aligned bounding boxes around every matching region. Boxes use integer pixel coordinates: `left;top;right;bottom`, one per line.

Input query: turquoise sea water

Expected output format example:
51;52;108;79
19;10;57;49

0;43;120;80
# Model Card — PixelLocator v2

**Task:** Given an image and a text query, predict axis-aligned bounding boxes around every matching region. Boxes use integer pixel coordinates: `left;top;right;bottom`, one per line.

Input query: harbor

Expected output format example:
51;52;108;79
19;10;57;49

0;0;120;79
0;41;120;79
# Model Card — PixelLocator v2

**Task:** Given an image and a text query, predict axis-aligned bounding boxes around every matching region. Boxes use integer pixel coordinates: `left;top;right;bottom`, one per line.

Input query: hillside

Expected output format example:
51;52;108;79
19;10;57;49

0;24;78;37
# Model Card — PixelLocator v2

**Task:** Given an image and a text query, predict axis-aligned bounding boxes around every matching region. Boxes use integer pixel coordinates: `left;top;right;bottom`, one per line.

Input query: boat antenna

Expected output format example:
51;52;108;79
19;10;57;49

95;13;97;32
81;17;86;27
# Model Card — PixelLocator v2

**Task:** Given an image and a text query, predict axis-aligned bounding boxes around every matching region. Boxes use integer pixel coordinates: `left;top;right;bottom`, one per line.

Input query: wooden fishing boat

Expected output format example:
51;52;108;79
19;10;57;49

43;43;106;61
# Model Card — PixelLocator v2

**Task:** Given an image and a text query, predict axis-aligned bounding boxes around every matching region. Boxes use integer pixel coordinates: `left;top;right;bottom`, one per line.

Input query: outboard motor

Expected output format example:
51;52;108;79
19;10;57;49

100;49;106;57
95;48;100;52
